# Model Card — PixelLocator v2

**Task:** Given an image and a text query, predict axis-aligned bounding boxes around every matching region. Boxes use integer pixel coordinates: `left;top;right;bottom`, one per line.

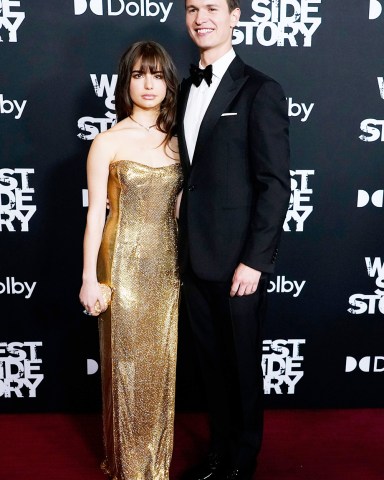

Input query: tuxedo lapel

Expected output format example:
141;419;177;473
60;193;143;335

192;57;249;165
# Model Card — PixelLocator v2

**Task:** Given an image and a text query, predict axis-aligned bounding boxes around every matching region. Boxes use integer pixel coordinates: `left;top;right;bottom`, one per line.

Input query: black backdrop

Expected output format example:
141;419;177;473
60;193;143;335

1;0;384;413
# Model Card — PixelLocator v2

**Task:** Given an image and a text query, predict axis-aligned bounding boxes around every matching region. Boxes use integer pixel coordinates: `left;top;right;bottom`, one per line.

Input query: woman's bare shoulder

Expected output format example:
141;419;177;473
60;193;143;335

108;118;135;135
167;135;180;161
169;135;179;150
91;120;133;151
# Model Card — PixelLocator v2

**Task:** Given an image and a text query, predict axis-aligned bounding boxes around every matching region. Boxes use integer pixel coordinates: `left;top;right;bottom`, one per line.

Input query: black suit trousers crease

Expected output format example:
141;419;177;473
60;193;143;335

182;267;269;470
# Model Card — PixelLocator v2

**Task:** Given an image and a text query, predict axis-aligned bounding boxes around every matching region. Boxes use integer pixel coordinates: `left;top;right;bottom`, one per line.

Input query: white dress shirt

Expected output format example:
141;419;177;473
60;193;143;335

184;48;236;162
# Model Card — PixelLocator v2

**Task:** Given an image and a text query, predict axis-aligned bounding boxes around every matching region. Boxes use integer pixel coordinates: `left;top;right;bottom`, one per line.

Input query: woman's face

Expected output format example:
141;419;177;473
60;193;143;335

129;59;167;112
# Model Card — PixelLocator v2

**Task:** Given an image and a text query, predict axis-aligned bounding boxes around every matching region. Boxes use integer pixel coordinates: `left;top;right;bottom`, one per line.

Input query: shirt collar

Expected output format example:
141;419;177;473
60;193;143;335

199;48;236;80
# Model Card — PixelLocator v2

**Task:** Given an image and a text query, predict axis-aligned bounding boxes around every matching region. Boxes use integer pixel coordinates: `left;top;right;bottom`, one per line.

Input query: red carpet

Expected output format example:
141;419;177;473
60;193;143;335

1;410;383;480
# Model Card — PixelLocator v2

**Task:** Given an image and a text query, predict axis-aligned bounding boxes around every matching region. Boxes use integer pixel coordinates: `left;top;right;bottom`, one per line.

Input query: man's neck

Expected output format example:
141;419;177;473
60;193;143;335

200;45;233;67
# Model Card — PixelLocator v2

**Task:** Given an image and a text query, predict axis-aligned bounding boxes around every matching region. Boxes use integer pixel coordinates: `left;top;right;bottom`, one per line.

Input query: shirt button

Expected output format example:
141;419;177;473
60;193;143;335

188;185;196;191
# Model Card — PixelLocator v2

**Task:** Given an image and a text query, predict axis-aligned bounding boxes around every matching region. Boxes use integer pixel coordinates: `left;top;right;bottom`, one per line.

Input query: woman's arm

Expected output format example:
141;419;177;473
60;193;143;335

79;134;113;315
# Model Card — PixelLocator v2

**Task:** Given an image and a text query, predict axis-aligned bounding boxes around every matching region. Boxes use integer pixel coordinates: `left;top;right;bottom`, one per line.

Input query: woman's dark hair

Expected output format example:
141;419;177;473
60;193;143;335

115;41;178;148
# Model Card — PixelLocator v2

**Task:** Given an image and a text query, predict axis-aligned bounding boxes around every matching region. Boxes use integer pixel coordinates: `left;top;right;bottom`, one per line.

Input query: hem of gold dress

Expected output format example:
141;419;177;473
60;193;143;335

101;459;171;480
101;459;118;480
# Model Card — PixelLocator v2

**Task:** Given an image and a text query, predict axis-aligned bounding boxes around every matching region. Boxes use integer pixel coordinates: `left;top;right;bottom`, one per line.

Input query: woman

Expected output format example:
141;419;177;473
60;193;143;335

79;41;182;480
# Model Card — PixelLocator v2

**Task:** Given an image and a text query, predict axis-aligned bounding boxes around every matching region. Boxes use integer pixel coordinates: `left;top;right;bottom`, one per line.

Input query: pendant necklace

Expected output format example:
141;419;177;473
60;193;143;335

129;115;157;132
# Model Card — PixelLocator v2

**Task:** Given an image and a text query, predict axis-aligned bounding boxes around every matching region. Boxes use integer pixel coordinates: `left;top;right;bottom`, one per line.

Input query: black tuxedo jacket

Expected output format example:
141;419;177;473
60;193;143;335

177;56;290;282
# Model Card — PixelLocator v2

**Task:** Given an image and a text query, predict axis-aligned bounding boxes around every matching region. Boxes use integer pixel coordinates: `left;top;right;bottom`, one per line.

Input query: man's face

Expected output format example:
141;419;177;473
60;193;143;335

185;0;240;54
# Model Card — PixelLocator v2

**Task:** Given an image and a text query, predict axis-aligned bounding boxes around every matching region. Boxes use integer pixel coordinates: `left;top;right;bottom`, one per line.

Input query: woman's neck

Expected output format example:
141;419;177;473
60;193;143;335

131;107;159;126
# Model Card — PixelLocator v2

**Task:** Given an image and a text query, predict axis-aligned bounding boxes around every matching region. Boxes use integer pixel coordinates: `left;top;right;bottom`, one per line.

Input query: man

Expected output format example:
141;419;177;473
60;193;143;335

177;1;290;479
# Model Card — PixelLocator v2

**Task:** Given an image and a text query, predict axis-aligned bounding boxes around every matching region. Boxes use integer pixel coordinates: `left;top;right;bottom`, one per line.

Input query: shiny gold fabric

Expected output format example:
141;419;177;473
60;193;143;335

97;159;183;480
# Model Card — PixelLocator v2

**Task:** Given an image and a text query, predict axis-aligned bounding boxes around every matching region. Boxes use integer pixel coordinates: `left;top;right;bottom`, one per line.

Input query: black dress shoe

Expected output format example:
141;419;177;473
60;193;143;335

184;452;226;480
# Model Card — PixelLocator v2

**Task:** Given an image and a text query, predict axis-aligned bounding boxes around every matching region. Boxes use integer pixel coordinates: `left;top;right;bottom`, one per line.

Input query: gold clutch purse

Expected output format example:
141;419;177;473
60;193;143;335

94;283;114;315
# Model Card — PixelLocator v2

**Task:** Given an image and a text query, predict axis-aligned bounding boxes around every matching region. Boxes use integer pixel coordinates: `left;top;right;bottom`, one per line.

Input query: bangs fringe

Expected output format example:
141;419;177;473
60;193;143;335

137;54;162;73
134;43;164;73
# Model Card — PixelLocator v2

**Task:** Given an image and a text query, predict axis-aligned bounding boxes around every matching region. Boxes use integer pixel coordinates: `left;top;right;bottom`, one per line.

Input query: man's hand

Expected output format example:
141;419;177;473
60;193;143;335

230;263;262;297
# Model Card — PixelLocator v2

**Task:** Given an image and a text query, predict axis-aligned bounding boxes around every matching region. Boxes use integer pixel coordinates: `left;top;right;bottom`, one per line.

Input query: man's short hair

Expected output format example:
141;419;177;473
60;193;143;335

185;1;240;12
227;0;240;11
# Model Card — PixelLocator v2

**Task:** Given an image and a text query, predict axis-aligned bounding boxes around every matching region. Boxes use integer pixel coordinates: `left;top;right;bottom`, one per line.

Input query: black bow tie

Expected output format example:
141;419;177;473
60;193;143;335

190;63;213;87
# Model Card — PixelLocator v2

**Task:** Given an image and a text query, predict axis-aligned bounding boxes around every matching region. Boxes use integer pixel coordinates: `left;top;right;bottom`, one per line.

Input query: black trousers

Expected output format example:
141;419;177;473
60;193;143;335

182;267;269;471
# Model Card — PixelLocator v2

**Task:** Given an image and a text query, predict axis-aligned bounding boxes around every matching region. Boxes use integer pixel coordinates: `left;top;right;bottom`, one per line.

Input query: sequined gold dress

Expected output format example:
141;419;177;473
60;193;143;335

96;159;183;480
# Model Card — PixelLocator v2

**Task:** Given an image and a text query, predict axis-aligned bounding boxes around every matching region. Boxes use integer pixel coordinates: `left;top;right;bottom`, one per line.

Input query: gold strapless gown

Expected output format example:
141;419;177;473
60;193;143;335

97;159;183;480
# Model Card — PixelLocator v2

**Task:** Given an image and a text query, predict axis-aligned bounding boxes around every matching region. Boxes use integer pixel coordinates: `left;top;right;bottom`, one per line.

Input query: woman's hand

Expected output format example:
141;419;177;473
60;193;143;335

79;281;106;316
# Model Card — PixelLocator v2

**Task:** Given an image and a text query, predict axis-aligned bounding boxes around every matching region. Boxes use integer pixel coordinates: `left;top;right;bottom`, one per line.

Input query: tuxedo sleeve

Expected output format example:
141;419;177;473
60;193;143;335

240;80;291;273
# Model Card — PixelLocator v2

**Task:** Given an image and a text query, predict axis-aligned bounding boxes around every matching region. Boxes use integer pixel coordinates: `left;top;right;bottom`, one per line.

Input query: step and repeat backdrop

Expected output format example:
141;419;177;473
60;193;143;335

1;1;383;413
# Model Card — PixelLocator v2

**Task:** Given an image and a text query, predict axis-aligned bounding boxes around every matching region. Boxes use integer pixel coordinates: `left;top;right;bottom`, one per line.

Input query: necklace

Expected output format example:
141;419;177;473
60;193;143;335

129;115;157;132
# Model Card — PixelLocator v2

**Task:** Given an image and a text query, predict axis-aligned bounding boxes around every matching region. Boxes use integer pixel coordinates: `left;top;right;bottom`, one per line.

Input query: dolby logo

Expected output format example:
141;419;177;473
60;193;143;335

357;190;384;208
369;0;383;19
73;0;173;22
267;275;306;298
0;277;36;299
345;356;384;373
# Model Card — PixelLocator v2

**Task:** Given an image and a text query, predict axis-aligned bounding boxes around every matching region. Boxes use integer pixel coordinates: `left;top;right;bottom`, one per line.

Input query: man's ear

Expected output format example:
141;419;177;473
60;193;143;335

230;8;241;27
